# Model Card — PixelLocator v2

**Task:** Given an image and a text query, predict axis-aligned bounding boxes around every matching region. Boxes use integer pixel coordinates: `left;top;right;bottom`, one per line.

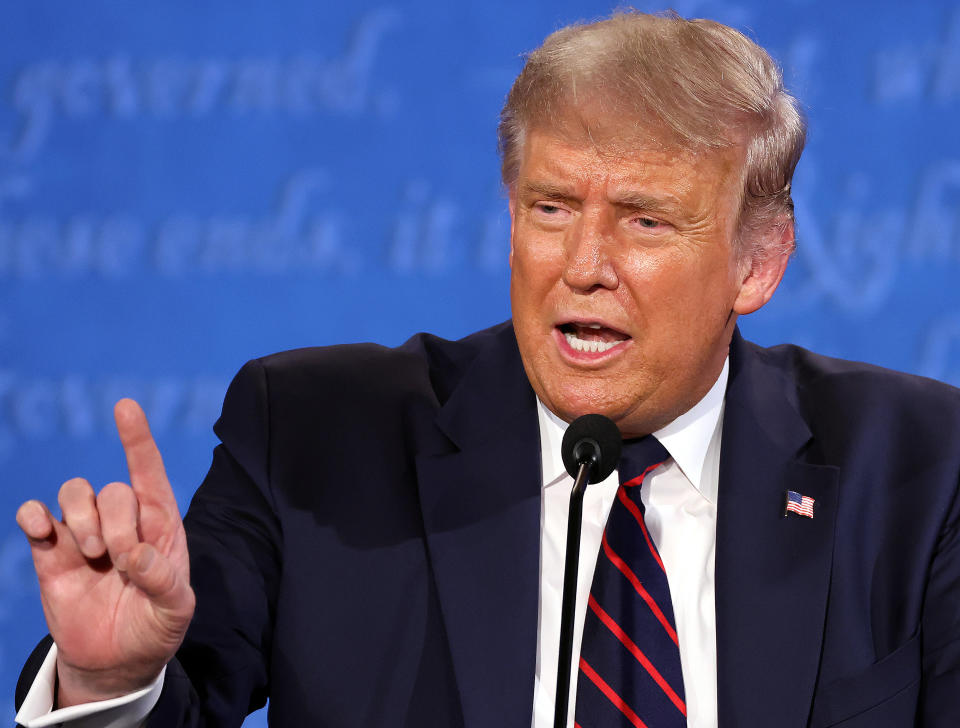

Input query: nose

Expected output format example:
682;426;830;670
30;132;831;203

562;210;618;292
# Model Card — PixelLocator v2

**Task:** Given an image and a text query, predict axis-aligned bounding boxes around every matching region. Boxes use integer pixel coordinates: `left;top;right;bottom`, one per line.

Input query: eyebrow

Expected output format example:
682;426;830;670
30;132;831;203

518;180;574;200
520;180;681;214
609;191;681;214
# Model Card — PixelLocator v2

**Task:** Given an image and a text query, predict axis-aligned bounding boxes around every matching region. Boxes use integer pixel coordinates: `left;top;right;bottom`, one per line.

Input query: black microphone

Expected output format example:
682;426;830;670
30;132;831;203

554;414;621;728
561;413;622;483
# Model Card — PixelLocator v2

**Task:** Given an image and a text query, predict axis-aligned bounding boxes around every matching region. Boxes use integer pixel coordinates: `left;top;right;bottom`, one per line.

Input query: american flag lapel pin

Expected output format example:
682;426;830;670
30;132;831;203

784;490;815;518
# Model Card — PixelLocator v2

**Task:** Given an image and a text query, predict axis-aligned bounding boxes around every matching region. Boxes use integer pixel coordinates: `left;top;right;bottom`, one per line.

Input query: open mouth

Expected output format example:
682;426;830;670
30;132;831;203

557;321;631;354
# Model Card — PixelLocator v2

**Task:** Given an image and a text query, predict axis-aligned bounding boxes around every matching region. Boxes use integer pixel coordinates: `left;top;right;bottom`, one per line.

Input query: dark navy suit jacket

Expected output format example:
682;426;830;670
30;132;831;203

16;321;960;726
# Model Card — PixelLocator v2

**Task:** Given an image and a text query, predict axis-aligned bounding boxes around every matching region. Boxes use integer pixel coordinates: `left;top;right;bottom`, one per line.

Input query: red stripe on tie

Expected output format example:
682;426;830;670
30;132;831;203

616;486;666;574
588;595;687;715
621;461;664;490
579;657;649;728
601;532;679;645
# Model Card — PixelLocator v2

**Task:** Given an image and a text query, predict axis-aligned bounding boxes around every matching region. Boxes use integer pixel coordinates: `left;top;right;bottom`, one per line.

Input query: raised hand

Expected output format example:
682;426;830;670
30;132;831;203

16;399;195;707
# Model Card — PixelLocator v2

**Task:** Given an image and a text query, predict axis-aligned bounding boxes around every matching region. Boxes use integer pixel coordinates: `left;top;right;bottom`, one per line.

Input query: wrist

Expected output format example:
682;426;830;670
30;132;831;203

55;658;161;708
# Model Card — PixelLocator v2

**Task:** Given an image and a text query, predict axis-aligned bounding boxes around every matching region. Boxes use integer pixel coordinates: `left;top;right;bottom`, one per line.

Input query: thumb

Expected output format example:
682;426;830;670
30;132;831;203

120;543;195;618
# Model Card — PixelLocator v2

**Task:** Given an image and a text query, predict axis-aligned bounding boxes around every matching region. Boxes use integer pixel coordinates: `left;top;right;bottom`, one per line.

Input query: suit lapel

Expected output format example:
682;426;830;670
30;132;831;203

416;325;541;728
715;332;839;728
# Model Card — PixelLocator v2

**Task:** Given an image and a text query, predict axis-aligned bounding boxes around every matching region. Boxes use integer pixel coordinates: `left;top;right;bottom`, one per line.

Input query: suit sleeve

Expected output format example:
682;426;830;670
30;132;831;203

918;471;960;725
146;358;283;726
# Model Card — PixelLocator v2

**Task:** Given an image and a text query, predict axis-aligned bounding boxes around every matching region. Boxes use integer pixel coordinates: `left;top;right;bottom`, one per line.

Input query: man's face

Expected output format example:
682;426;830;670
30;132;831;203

509;126;778;437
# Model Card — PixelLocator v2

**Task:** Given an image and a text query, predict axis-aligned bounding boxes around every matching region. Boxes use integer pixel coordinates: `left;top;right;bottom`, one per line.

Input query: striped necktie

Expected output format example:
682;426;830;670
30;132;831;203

574;436;686;727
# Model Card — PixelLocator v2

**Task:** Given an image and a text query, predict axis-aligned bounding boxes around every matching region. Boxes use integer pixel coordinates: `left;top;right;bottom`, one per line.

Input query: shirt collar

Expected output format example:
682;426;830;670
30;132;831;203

537;357;728;501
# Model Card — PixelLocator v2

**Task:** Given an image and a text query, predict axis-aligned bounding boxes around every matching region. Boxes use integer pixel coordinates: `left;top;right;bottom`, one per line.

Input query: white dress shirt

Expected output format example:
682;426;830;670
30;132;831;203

17;360;727;728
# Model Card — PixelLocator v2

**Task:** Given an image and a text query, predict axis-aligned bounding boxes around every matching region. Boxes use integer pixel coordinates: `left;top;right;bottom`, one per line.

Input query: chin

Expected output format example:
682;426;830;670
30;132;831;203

546;385;633;425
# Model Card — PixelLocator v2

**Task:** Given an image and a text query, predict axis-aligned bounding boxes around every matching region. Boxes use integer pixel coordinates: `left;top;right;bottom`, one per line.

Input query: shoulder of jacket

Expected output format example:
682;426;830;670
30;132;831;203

241;320;515;406
750;339;960;434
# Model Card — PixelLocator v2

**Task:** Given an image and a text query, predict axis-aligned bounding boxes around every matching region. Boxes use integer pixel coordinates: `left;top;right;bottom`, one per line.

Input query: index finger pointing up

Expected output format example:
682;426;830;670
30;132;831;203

114;398;176;510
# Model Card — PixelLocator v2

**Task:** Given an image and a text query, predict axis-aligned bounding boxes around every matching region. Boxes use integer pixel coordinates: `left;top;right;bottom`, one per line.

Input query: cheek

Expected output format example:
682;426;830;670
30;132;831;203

616;252;683;310
512;233;564;287
510;242;547;313
618;250;737;328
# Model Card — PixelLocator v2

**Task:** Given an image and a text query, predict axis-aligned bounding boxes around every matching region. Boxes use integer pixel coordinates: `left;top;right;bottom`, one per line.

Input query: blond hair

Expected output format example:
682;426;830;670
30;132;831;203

498;10;806;262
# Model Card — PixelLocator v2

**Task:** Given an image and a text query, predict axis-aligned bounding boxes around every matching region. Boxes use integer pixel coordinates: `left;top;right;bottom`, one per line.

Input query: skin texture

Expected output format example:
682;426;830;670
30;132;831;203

15;399;195;707
509;125;791;437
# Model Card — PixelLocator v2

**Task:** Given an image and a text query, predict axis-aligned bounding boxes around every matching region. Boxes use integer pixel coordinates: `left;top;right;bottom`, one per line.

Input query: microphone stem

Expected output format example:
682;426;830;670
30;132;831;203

554;460;591;728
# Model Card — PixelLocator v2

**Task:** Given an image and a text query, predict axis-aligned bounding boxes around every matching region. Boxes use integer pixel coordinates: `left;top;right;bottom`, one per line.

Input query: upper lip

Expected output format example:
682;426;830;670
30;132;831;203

555;316;631;338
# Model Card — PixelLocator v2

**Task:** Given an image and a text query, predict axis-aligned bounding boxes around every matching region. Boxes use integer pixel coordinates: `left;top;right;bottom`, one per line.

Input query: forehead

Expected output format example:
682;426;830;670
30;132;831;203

516;124;746;209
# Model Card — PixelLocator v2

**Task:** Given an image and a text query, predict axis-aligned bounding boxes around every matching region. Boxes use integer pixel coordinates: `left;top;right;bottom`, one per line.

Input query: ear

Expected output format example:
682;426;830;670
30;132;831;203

507;187;517;268
732;219;793;315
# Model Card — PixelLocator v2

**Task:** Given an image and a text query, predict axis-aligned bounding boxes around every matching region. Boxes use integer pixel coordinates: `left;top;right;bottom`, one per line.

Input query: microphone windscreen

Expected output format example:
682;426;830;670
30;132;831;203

560;414;622;483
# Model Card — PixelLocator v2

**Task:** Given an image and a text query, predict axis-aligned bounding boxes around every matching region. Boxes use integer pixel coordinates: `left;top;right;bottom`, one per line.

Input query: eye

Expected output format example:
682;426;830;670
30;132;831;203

536;203;563;214
530;202;572;225
625;213;672;244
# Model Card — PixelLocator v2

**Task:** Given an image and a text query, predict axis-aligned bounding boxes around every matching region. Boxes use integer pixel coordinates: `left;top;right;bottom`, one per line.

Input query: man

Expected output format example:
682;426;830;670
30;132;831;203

13;10;960;727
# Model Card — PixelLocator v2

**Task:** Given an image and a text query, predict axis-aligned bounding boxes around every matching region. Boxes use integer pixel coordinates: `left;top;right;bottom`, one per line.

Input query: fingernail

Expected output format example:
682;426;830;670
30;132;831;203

115;553;129;571
83;536;103;555
137;547;155;573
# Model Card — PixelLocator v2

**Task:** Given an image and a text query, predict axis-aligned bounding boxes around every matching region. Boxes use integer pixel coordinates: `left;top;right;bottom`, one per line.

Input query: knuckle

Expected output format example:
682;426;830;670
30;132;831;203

15;500;41;528
64;511;98;534
16;499;40;518
15;500;53;539
100;518;137;546
98;509;139;555
97;483;138;527
96;481;133;505
58;477;93;507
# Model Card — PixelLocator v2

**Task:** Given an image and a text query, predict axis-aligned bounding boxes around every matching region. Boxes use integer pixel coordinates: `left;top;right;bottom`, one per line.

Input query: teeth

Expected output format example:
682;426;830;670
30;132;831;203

586;323;603;329
564;332;621;353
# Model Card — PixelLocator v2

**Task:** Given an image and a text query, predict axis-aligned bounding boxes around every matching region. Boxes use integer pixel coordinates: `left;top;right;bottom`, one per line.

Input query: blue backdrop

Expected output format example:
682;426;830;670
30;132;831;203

2;1;959;724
